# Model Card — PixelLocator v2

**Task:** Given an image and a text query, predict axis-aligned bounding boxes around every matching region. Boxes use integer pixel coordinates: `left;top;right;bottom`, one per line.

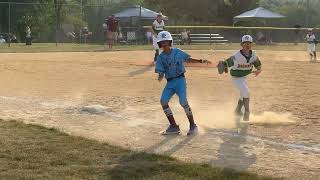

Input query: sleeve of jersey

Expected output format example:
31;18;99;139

155;57;165;74
178;49;191;62
253;57;262;69
224;56;234;67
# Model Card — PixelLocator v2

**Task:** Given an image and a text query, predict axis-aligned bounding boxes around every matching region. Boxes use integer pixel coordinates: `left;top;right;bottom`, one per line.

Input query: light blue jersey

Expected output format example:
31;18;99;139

155;48;190;80
155;48;190;106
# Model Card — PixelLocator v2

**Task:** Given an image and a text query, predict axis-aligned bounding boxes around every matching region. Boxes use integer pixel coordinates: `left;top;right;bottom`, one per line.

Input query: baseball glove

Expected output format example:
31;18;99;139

217;61;228;74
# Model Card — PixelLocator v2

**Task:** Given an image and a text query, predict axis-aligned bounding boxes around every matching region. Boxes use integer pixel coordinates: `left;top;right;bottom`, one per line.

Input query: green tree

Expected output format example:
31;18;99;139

260;0;320;27
143;0;259;25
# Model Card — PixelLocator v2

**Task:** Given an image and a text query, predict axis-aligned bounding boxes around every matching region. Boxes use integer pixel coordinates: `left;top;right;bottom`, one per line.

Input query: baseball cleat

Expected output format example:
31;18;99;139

161;125;180;135
187;124;198;136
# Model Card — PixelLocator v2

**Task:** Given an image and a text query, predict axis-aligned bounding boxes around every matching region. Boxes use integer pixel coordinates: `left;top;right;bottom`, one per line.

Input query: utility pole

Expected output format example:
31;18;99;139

55;0;58;46
79;0;83;43
8;2;11;47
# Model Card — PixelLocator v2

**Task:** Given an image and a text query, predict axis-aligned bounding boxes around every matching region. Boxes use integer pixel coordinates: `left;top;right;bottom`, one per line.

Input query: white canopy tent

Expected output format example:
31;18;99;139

114;5;168;22
233;7;285;25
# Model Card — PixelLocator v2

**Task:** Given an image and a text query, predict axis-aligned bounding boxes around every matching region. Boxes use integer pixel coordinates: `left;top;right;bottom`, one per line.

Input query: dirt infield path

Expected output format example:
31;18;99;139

0;50;319;179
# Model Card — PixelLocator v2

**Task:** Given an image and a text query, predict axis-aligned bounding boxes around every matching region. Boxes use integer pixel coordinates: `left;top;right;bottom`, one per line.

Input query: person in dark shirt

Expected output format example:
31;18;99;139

106;15;119;49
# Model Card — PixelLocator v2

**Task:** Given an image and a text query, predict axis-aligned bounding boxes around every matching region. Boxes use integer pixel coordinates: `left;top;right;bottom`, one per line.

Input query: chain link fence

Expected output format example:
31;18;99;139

0;2;149;47
0;2;317;50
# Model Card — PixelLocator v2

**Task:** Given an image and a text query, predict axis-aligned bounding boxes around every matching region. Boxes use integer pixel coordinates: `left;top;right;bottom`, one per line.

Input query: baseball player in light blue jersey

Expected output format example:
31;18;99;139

155;31;211;135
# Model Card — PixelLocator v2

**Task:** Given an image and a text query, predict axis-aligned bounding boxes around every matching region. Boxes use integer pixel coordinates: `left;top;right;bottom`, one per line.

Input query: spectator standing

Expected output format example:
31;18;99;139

146;27;153;44
26;26;32;45
181;29;191;45
106;15;119;49
103;18;108;45
118;27;123;43
82;26;92;44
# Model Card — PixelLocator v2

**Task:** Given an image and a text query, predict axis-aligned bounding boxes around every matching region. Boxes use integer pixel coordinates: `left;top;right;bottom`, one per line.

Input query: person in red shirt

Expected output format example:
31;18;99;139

106;15;119;49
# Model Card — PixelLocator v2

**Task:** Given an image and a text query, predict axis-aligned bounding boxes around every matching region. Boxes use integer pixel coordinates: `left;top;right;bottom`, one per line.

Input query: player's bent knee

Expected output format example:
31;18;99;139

179;99;188;107
160;100;169;107
241;92;250;99
240;88;250;98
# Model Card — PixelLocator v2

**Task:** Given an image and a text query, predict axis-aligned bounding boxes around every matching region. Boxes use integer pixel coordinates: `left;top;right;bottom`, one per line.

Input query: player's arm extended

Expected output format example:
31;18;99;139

186;58;211;64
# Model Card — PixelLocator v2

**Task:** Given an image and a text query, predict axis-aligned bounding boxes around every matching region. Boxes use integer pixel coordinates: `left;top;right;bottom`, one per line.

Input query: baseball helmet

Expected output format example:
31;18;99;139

157;31;173;48
241;35;253;43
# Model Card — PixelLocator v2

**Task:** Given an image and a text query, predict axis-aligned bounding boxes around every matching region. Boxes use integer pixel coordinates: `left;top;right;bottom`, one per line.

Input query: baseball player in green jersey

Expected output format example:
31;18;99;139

306;28;317;61
217;35;262;121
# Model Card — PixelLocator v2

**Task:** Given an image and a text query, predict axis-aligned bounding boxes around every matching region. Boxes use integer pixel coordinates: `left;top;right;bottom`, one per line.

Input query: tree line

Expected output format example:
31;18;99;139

0;0;318;42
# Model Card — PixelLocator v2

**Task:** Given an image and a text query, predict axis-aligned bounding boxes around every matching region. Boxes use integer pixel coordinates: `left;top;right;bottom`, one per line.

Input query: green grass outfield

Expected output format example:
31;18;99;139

0;120;278;179
0;43;308;53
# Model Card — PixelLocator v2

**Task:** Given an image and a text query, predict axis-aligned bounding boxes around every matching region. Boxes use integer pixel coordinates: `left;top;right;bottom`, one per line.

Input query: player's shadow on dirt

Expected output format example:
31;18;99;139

107;135;197;179
144;135;178;153
145;134;195;155
209;121;257;173
128;65;154;77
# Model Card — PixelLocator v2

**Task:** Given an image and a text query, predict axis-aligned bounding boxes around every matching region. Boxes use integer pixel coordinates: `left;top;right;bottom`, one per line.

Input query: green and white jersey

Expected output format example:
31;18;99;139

224;50;261;77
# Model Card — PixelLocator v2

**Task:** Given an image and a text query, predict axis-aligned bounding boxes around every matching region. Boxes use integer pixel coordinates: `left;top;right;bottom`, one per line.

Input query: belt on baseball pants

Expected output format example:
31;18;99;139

167;73;185;82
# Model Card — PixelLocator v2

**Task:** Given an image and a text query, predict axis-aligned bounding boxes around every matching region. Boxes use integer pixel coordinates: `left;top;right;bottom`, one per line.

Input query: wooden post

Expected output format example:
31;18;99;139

8;2;11;47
